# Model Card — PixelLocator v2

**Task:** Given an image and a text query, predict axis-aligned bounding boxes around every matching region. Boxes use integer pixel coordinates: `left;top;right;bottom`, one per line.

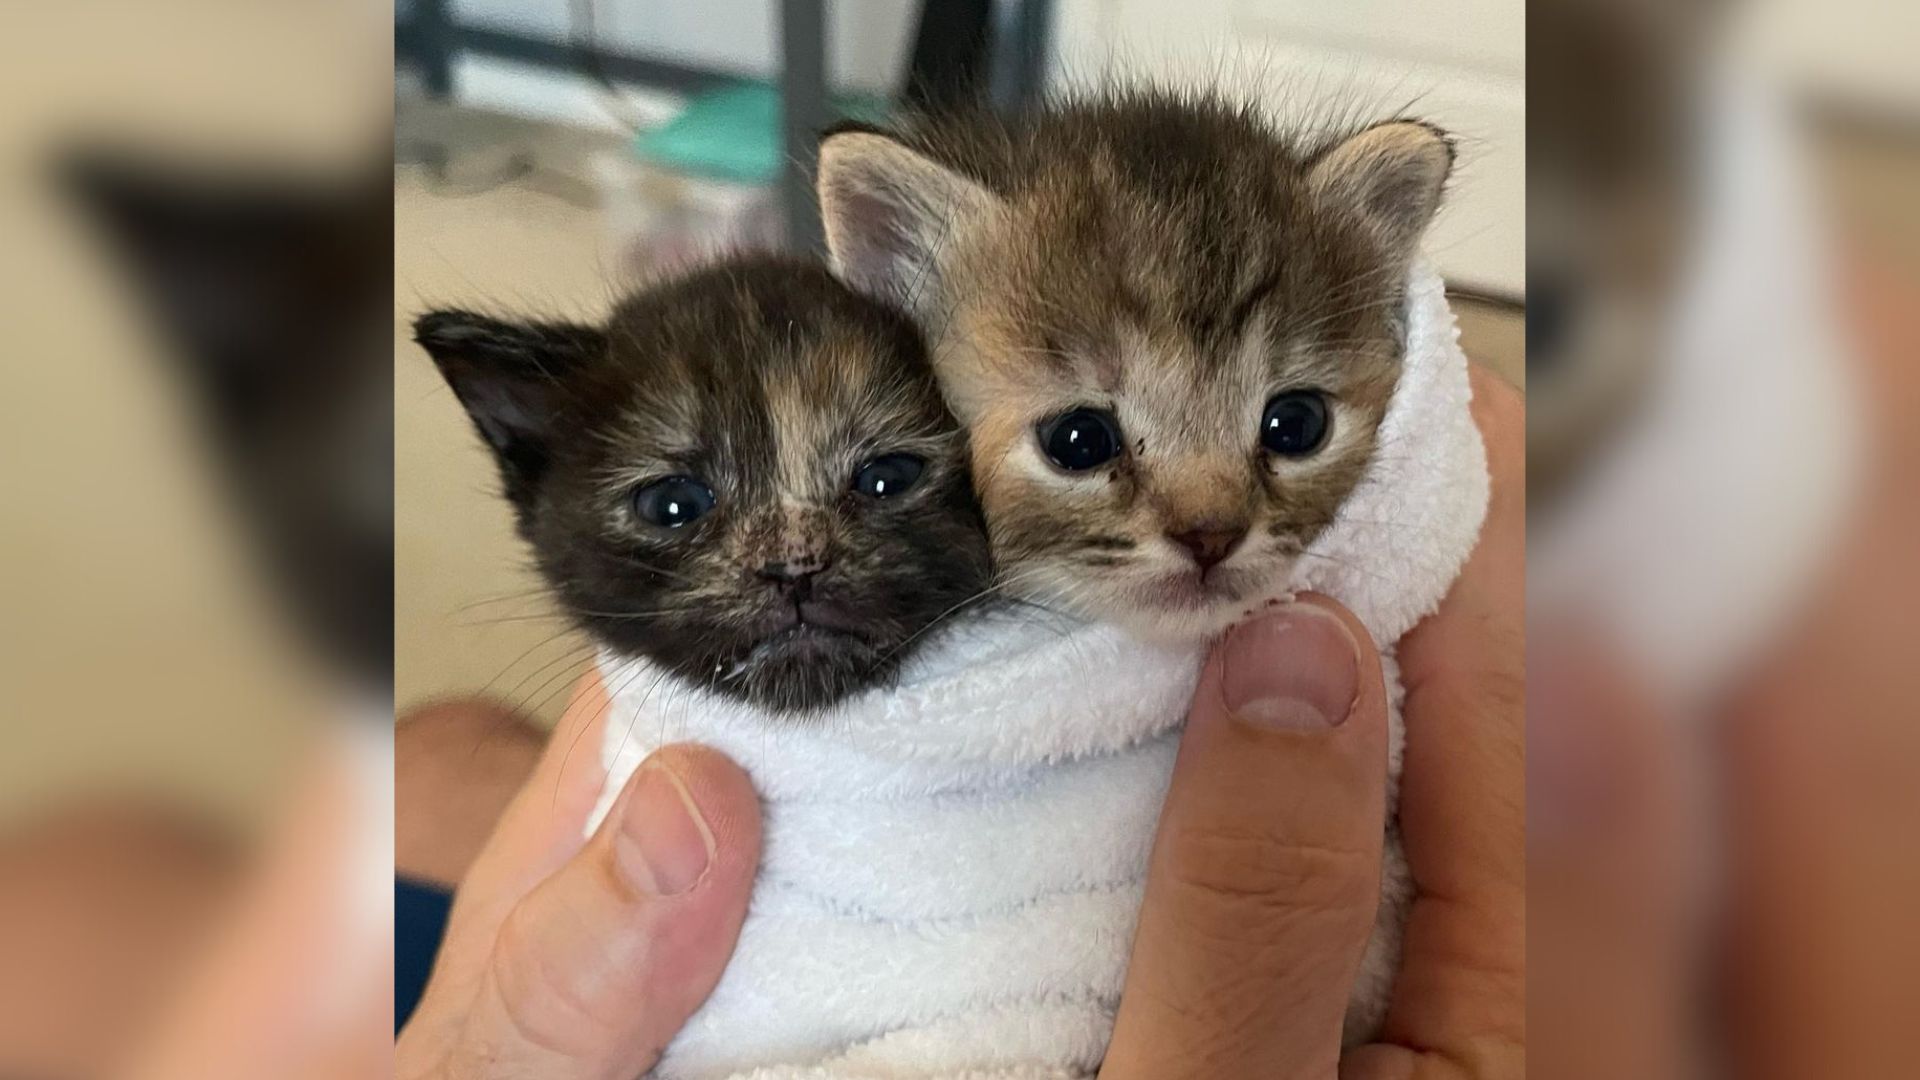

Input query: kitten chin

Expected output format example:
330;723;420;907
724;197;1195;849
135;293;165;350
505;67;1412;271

417;257;993;714
712;625;893;714
818;89;1450;641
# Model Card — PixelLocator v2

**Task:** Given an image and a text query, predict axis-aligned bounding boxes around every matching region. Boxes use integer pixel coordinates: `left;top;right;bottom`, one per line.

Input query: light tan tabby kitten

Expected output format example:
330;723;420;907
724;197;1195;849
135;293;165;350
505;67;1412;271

816;90;1452;640
816;90;1456;1046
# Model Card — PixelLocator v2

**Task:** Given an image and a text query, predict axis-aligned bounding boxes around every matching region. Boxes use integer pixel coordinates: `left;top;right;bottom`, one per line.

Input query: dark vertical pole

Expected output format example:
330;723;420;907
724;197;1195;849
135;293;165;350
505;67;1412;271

779;0;829;255
989;0;1053;113
412;0;456;99
902;0;993;112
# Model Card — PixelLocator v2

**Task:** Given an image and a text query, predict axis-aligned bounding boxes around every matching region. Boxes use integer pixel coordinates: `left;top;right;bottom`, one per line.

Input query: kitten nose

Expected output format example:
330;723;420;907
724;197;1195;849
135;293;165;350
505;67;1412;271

1168;524;1246;572
757;556;829;600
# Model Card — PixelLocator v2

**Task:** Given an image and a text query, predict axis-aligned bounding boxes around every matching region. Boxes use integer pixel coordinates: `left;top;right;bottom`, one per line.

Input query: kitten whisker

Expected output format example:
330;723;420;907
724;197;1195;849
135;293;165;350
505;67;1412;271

1288;547;1398;587
570;604;696;620
552;653;636;810
601;656;672;766
869;564;1069;667
522;653;607;720
453;584;567;613
474;624;595;702
460;610;577;627
508;648;603;717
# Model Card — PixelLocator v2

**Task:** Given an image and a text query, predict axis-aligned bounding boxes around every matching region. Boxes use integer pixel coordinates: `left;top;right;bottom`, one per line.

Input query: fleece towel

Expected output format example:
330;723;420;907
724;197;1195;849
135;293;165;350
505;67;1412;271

587;259;1489;1079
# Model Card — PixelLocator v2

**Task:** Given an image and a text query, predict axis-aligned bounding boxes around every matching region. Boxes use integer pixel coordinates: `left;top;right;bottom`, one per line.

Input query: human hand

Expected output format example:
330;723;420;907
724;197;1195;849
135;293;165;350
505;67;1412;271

1101;367;1525;1079
396;676;763;1080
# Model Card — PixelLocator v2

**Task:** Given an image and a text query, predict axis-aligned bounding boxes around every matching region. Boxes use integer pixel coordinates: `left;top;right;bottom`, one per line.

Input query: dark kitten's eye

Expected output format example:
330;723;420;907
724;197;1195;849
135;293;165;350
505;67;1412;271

632;476;716;528
1038;408;1121;471
1260;392;1331;457
852;453;925;499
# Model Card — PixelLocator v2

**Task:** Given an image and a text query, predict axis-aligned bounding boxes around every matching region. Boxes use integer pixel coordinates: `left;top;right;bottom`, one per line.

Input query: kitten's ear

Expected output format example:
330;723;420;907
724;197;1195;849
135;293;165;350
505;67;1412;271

817;129;1000;318
1307;120;1454;256
414;311;605;492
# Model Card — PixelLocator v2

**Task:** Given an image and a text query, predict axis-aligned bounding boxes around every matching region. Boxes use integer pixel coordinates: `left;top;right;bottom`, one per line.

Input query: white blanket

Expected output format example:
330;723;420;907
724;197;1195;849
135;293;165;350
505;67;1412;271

588;260;1489;1079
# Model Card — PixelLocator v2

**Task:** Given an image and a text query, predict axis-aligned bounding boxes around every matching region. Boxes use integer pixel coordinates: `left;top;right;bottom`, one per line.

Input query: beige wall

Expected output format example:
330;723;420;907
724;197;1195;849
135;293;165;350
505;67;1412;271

395;122;627;724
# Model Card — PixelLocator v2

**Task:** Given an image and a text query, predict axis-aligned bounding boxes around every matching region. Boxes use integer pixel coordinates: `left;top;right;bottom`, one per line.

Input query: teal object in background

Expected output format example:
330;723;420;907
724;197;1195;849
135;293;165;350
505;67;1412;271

634;82;889;185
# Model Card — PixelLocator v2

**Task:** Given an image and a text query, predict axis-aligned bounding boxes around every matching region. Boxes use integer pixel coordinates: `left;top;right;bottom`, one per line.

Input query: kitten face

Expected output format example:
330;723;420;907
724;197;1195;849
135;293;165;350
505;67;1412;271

817;97;1451;637
417;259;991;712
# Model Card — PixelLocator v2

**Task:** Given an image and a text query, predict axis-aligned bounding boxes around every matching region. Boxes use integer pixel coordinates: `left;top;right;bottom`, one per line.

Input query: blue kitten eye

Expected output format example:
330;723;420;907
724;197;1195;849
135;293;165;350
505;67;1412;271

853;453;925;499
633;476;716;527
1261;391;1331;457
1038;408;1121;471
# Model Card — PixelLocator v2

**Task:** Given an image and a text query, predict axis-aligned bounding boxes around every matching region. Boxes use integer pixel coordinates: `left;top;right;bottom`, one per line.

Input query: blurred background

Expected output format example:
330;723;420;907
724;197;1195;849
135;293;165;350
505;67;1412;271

392;0;1526;725
1527;0;1920;1076
1;4;390;1077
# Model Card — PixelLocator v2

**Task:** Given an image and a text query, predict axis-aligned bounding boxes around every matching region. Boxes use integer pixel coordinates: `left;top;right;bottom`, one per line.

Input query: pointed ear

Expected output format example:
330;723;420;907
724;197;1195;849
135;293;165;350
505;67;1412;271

414;310;605;493
816;130;1000;318
1307;120;1454;256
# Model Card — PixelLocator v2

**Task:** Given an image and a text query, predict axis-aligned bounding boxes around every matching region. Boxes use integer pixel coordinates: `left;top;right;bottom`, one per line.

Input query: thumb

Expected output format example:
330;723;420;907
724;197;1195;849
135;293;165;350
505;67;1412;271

1103;594;1390;1080
454;744;761;1080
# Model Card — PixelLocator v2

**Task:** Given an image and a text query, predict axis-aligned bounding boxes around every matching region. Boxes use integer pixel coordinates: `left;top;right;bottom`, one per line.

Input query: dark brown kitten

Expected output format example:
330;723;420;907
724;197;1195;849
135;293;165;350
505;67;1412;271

816;91;1453;637
416;258;992;713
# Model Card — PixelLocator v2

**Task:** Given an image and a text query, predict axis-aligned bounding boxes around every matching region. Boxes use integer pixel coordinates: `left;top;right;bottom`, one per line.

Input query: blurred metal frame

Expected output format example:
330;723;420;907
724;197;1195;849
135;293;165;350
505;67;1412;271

393;0;1054;254
779;0;829;255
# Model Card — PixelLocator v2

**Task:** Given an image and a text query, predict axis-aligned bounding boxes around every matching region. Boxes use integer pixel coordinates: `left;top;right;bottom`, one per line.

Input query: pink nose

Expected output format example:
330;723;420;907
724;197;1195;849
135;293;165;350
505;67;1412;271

1167;525;1246;571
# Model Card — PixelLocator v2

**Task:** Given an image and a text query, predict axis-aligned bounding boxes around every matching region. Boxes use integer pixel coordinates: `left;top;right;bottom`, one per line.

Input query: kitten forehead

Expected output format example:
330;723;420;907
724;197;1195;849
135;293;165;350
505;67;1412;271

1112;323;1264;455
763;334;907;497
586;259;950;498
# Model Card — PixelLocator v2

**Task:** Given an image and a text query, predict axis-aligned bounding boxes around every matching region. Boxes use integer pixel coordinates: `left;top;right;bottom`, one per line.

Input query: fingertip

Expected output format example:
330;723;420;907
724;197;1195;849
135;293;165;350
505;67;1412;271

478;743;762;1074
1202;592;1386;738
1294;588;1370;626
639;744;763;863
1288;592;1385;681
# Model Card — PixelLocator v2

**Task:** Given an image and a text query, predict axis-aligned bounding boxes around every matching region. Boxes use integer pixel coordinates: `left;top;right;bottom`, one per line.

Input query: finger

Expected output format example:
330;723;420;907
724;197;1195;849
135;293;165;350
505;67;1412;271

450;743;762;1080
395;698;544;888
1396;397;1525;919
1346;367;1526;1077
1103;594;1389;1080
1391;367;1523;924
481;668;620;890
420;672;614;1007
1399;364;1523;695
